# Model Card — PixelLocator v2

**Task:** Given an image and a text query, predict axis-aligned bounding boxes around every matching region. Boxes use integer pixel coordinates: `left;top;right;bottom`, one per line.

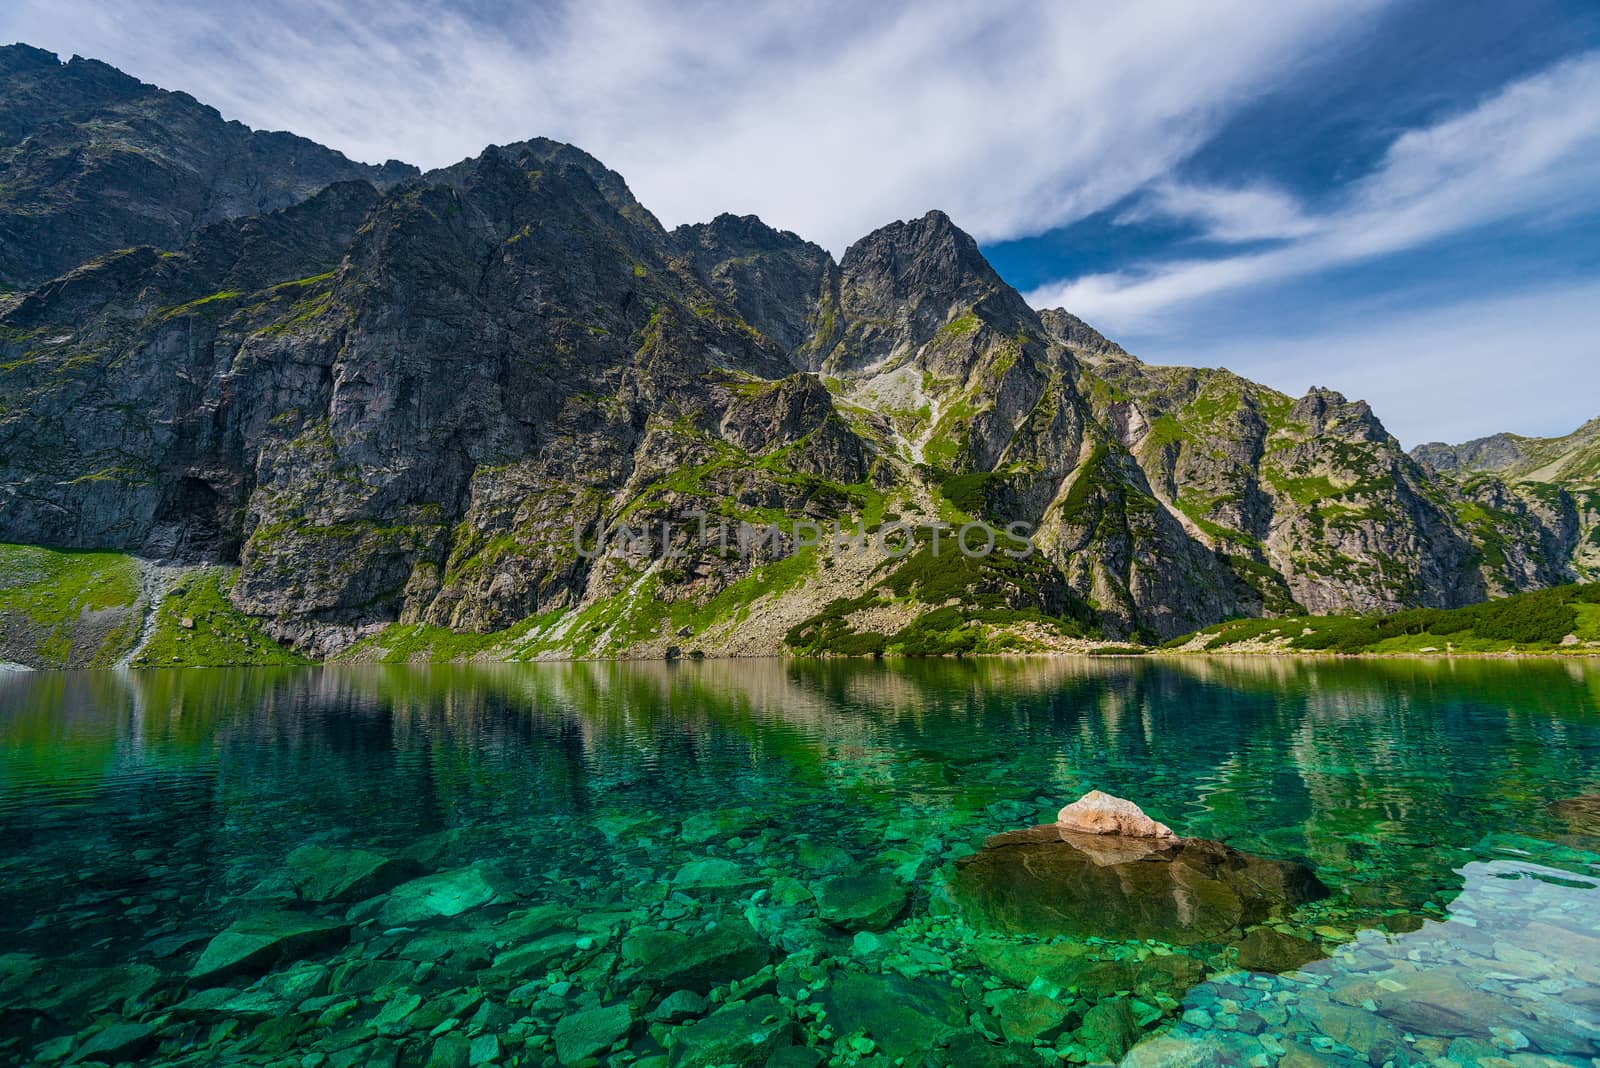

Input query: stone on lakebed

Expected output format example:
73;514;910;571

285;843;420;904
376;865;503;926
189;912;351;982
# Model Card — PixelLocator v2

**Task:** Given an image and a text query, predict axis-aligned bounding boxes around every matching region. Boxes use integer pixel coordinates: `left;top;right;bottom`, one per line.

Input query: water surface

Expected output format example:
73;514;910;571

1;658;1598;1066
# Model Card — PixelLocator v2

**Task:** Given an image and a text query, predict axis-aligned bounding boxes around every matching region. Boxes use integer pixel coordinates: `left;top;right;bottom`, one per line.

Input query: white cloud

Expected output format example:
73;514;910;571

1136;280;1600;447
0;0;1388;251
1115;181;1321;243
1029;52;1600;331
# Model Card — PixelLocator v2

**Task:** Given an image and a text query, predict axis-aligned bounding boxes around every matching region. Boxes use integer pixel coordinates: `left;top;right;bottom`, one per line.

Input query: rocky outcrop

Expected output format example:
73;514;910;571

1414;417;1600;581
672;213;835;356
1072;351;1588;616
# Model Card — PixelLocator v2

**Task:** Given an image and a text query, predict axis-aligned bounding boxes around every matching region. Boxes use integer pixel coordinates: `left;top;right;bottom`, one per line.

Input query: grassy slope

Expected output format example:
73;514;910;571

1170;583;1600;655
0;545;306;668
0;543;142;667
130;568;309;668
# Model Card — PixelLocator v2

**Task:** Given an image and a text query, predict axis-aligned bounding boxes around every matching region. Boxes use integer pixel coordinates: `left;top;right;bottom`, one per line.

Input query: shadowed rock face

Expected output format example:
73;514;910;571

952;825;1328;944
0;44;416;291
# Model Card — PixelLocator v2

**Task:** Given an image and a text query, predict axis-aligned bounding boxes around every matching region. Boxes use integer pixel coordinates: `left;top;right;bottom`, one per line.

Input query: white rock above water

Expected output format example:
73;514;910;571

1056;790;1176;838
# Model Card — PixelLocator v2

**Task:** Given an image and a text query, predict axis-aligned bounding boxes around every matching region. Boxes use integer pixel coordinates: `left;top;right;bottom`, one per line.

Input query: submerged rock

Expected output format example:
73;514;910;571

1369;971;1525;1037
672;858;761;893
376;866;502;926
621;919;771;995
189;912;351;982
10;963;162;1016
815;871;908;931
286;843;421;904
1056;790;1175;838
67;1021;158;1064
1232;926;1326;973
992;989;1072;1043
952;824;1327;943
669;994;793;1068
816;971;967;1062
553;1003;633;1065
1079;997;1140;1061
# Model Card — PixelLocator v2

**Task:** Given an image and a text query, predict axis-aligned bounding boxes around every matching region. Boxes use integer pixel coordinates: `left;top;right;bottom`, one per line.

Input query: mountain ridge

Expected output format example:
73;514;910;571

0;45;1594;662
0;43;417;292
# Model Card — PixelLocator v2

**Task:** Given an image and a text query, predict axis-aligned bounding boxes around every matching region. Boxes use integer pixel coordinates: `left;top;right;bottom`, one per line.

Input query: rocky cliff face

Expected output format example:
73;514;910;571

1413;420;1600;582
1059;346;1582;614
0;49;1588;657
0;44;415;292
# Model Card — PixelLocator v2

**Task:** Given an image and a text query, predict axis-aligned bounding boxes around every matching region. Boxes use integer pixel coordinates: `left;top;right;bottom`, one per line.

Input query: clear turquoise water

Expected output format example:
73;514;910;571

1;657;1598;1066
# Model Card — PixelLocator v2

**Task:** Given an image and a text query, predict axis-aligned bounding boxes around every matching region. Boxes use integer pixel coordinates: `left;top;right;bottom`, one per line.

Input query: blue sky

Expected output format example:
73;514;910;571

4;0;1598;445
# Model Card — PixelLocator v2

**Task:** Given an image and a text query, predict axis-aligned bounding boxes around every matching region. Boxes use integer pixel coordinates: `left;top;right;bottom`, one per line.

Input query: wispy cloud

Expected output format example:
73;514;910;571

1114;182;1320;243
1028;52;1600;330
0;0;1388;251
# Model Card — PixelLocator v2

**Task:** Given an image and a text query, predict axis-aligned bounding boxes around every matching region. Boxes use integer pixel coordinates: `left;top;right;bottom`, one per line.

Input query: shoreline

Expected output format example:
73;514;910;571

5;647;1599;673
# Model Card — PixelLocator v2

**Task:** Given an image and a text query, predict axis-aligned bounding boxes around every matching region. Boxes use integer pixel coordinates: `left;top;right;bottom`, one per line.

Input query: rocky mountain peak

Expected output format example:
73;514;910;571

0;46;417;290
1411;416;1600;494
1412;433;1525;475
839;209;1005;303
823;210;1038;370
1039;308;1127;360
672;213;836;357
1291;388;1389;442
0;42;67;78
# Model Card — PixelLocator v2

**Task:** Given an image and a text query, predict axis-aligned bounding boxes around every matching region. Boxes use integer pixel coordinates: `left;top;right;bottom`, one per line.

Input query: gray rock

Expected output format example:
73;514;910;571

286;843;420;903
553;1003;632;1066
815;872;908;932
377;866;501;926
668;995;792;1068
189;912;350;983
1370;972;1519;1037
0;44;415;292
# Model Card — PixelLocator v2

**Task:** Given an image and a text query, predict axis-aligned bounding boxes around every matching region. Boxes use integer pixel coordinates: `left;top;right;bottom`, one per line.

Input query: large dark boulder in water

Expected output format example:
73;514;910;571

952;825;1327;944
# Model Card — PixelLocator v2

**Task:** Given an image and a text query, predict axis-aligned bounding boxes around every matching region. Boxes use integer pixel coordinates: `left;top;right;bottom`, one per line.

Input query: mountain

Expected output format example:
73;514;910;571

1414;418;1600;488
1413;419;1600;581
0;47;1590;661
0;44;416;293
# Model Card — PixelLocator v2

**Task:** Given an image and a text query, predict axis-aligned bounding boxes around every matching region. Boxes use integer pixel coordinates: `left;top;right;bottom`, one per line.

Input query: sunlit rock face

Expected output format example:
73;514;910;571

952;824;1328;944
1055;789;1176;838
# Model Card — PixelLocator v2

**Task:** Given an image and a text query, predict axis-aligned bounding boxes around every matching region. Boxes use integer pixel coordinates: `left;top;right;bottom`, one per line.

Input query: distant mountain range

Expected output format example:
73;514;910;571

1;43;1595;661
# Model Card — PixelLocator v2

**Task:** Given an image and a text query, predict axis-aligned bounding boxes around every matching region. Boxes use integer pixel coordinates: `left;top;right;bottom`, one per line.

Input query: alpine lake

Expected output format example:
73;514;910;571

2;657;1598;1068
